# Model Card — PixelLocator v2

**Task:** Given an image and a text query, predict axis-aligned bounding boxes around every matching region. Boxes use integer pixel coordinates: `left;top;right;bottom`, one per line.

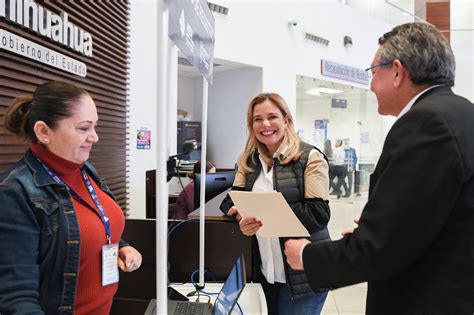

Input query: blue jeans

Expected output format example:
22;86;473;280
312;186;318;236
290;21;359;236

278;285;328;315
260;279;328;315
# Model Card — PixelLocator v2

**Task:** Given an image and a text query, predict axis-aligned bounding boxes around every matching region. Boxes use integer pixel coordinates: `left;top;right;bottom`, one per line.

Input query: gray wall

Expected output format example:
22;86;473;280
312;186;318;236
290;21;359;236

207;68;263;168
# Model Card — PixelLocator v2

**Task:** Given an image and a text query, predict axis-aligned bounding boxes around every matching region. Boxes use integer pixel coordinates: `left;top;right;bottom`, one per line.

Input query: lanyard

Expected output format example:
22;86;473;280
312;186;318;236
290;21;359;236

36;157;112;244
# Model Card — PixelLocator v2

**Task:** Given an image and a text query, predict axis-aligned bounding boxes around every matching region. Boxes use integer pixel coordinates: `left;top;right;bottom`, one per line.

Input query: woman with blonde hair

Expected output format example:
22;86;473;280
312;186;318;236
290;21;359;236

220;92;331;314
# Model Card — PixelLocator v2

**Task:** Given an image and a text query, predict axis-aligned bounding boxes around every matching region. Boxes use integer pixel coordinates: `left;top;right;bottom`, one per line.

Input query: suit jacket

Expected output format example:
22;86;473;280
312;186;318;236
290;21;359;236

303;86;474;314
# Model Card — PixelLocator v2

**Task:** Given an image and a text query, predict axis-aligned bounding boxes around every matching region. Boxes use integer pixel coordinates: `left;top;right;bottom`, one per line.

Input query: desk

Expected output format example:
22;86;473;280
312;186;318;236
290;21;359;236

112;218;257;314
114;219;252;297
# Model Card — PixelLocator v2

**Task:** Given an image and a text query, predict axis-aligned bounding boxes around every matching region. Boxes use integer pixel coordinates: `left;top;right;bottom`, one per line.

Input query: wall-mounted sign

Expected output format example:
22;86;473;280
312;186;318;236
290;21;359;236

360;131;369;144
1;0;93;56
321;59;369;85
137;128;151;150
331;98;347;108
297;129;305;140
312;119;327;144
1;29;87;77
165;0;215;78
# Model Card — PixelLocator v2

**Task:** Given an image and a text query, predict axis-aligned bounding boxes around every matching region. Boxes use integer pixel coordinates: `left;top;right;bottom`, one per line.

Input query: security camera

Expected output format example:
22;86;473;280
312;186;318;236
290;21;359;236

344;35;353;47
288;21;298;27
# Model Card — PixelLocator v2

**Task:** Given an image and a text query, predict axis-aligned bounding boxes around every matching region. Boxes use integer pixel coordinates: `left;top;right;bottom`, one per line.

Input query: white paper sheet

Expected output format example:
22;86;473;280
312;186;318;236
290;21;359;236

188;188;230;218
229;191;310;237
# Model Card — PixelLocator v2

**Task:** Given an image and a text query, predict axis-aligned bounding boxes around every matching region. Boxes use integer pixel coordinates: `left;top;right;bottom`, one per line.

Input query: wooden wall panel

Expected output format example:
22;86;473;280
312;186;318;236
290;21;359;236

414;0;451;42
427;1;450;42
0;1;130;213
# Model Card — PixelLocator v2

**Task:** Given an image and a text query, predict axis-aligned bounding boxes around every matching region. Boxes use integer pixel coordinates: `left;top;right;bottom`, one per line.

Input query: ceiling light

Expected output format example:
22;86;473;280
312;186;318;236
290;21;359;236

306;87;343;95
306;89;321;96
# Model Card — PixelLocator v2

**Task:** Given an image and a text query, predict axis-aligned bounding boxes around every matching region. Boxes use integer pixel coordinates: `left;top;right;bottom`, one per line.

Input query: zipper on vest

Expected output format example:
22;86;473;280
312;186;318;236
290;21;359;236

273;158;279;191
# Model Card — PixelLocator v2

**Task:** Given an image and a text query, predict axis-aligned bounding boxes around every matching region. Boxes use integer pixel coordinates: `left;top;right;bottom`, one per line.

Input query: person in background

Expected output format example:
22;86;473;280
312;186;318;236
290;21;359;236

330;139;349;198
343;139;358;196
284;22;474;314
0;81;142;314
323;139;334;163
171;160;216;220
220;93;331;315
324;139;336;194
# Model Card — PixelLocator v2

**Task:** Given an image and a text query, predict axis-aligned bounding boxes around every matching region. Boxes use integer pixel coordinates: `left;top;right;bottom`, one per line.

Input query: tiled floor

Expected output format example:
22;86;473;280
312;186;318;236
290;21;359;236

321;193;368;315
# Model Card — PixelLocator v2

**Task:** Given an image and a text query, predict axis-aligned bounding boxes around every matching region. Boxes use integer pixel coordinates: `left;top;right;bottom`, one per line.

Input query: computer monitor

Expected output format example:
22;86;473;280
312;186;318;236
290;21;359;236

193;171;235;210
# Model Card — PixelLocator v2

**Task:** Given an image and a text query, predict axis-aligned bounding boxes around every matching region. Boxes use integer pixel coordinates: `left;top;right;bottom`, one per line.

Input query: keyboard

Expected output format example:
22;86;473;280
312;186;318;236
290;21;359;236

174;301;208;315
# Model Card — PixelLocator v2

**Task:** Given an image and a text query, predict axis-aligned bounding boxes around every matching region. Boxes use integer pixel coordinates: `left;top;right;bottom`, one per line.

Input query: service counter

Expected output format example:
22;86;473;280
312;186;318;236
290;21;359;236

111;217;254;314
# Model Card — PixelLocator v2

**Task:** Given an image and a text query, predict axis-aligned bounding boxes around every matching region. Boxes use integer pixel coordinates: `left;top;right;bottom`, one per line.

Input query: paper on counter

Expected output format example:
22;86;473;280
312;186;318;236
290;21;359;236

229;191;310;237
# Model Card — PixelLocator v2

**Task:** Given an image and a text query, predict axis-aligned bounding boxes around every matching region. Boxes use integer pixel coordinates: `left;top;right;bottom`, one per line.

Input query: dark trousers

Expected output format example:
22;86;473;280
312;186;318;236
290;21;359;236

260;278;286;315
330;165;348;196
346;170;354;194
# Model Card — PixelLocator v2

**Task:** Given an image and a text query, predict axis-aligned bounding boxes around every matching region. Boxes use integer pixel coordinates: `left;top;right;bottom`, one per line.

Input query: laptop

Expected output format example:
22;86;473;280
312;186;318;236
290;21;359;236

144;255;246;315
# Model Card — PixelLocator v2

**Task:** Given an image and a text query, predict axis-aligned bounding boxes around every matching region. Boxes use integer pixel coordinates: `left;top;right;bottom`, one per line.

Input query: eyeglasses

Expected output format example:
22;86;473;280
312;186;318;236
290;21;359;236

365;61;393;79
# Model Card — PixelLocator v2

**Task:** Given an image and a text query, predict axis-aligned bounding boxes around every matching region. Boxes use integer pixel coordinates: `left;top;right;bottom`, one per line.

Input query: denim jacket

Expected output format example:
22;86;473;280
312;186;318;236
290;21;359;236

0;149;127;315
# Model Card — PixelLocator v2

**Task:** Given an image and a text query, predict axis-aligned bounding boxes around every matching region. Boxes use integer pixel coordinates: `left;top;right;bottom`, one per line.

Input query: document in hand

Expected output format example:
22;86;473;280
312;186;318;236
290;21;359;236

229;191;310;238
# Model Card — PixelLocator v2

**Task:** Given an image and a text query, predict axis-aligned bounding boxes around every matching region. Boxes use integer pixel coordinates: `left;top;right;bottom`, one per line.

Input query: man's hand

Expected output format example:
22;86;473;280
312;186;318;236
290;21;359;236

284;239;311;270
341;217;360;237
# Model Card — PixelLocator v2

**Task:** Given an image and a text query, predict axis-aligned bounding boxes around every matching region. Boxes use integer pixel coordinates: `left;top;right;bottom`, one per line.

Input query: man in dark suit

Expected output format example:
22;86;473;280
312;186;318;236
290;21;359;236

284;22;474;314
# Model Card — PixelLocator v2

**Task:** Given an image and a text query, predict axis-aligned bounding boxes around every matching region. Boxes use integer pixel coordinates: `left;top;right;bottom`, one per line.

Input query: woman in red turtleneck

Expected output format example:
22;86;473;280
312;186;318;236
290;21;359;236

0;81;142;314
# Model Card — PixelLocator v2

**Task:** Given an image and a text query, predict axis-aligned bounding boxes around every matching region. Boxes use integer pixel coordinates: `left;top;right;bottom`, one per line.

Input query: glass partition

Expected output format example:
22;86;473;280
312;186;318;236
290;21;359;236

295;76;384;171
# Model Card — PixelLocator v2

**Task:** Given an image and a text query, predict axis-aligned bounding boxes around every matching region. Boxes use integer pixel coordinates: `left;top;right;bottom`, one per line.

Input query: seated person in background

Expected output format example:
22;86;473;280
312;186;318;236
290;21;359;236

171;160;216;220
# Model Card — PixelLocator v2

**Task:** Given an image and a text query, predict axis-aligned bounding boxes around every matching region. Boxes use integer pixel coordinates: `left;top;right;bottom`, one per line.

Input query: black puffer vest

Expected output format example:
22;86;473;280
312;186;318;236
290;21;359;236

245;141;330;300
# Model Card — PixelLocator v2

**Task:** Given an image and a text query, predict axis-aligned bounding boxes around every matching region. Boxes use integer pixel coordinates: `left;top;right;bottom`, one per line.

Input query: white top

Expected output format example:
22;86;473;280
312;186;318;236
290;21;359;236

253;148;318;284
333;146;345;165
397;84;443;120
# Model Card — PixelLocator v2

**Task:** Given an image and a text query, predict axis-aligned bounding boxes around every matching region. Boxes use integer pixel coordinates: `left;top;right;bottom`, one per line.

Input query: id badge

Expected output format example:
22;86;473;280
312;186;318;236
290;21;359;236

102;243;119;286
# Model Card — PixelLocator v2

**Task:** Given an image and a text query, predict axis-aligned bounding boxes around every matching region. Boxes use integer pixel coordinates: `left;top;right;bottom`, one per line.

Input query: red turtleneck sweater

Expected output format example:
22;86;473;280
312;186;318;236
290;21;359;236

30;143;125;315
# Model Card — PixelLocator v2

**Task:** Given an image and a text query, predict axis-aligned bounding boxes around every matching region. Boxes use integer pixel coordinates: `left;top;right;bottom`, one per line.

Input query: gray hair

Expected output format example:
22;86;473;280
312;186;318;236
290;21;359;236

378;22;455;87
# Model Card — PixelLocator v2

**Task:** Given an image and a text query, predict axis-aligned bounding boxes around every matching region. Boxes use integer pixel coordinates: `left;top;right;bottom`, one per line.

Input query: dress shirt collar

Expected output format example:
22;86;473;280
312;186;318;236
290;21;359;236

257;139;290;161
397;84;444;120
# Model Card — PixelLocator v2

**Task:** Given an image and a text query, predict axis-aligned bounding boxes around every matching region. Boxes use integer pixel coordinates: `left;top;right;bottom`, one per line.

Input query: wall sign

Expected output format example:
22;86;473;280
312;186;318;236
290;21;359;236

1;0;93;56
312;119;327;144
331;98;348;108
165;0;215;78
1;29;87;77
137;128;151;150
360;131;369;144
321;59;369;85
